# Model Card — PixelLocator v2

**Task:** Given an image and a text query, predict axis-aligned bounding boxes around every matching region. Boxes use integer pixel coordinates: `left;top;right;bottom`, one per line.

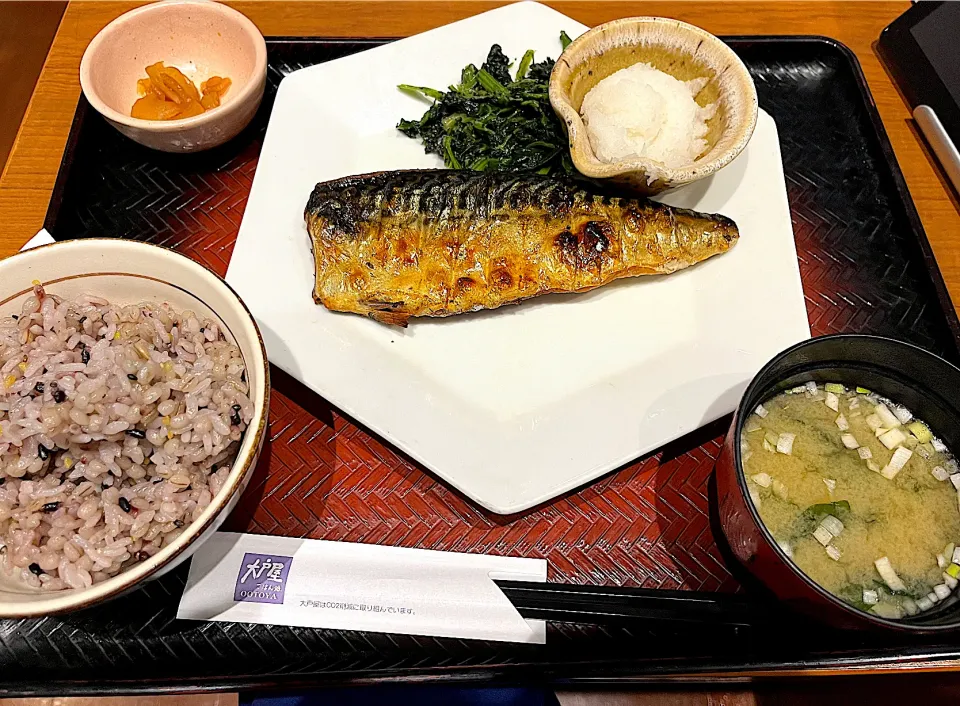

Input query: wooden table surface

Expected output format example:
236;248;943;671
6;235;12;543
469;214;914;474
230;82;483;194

1;0;959;696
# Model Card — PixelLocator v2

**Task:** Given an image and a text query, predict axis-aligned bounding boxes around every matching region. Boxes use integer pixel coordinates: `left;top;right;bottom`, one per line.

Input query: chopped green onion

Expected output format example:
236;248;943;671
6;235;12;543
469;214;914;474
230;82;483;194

862;589;879;605
867;460;881;473
856;387;871;394
805;381;818;395
764;430;779;447
751;472;772;488
908;421;933;443
841;434;860;449
933;438;948;453
762;439;776;453
938;554;947;569
858;447;873;460
893;405;914;425
951;475;960;490
946;543;956;563
836;414;849;431
771;479;789;500
754;404;768;418
820;515;844;536
881;446;913;479
903;597;919;615
776;433;795;455
875;404;902;429
825;383;845;394
934;584;951;600
825;392;839;412
787;386;806;394
879;428;907;450
849;397;860;410
944;573;959;590
928;591;941;604
947;563;960;579
953;546;960;565
917;596;934;611
826;545;842;561
744;418;762;433
875;556;907;592
932;466;950;482
813;525;833;546
823;478;837;494
870;602;902;619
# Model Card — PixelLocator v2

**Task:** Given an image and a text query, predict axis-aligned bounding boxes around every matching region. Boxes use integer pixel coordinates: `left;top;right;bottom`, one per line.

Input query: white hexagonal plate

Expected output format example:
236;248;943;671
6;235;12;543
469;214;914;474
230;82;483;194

227;2;809;514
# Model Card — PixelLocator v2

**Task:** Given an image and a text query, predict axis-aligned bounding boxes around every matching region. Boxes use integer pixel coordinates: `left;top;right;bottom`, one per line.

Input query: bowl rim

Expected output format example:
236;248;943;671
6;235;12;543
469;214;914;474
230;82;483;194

0;238;270;617
548;16;759;185
79;0;268;133
733;332;960;632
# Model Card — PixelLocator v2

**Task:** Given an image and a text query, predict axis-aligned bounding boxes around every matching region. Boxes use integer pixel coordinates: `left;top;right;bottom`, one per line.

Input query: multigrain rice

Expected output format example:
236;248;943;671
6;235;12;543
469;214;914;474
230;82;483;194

0;283;251;590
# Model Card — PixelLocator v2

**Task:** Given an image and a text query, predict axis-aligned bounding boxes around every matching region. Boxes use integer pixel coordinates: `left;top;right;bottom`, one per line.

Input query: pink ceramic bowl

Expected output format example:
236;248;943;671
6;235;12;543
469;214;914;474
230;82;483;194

80;0;267;153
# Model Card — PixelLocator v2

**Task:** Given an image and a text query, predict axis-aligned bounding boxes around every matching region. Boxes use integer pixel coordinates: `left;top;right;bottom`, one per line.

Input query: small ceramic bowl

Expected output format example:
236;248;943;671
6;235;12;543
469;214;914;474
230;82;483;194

80;0;267;153
549;17;758;195
0;239;269;617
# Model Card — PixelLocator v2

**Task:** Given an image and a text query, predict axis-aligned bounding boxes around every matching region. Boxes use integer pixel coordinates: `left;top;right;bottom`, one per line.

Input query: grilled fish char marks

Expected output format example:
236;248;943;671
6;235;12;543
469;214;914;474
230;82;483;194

555;221;614;271
305;170;738;326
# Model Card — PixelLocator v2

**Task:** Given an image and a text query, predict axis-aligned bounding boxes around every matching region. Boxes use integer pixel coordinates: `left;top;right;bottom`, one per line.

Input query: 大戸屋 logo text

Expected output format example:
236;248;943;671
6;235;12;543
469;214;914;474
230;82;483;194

234;553;293;604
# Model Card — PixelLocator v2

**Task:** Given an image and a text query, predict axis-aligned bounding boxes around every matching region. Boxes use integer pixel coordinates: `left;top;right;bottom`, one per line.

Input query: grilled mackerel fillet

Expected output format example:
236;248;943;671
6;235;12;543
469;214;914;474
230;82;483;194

305;170;738;326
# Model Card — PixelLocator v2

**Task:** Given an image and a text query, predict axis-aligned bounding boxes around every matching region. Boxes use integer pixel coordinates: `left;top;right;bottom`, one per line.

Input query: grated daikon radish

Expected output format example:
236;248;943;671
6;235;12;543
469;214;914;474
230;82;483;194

580;63;716;170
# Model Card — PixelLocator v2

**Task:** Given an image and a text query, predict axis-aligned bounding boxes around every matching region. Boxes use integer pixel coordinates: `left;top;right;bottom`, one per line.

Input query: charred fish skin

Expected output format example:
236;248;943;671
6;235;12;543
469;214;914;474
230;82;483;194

305;170;738;326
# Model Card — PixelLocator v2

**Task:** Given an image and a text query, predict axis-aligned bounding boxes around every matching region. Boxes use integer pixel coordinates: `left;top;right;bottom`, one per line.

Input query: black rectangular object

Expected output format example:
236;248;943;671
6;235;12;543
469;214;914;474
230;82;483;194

877;1;960;146
7;36;960;697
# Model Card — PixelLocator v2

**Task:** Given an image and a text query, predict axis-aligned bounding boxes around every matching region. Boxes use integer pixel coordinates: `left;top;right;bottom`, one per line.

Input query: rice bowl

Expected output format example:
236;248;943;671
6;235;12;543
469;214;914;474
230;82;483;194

0;239;268;616
0;287;252;590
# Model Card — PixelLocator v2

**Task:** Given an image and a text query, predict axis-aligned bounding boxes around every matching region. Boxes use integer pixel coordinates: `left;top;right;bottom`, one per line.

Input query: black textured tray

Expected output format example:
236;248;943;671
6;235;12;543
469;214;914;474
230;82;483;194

6;36;959;697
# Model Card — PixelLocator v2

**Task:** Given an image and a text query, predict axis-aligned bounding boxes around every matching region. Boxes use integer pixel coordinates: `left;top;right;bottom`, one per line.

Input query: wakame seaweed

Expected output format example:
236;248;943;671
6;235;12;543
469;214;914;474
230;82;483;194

397;33;575;175
789;500;852;541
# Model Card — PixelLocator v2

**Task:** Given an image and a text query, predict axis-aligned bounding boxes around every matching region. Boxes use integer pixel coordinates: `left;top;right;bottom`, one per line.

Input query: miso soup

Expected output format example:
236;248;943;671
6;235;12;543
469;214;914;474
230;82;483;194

741;382;960;619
